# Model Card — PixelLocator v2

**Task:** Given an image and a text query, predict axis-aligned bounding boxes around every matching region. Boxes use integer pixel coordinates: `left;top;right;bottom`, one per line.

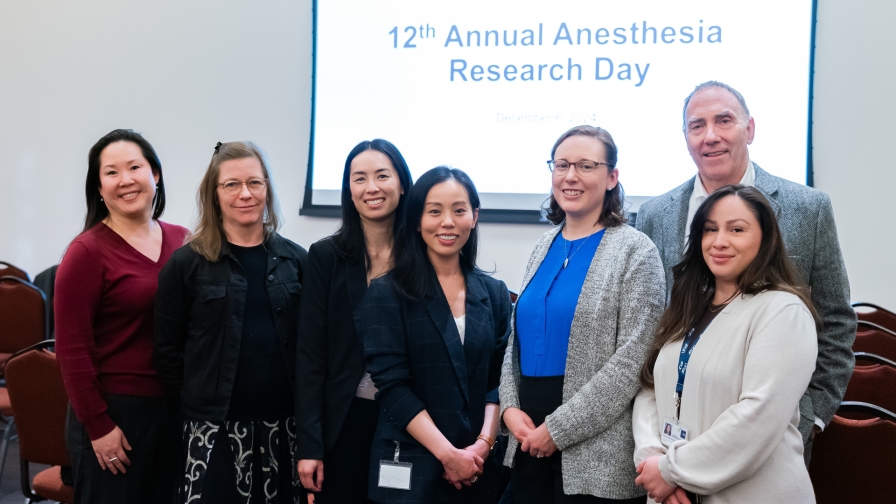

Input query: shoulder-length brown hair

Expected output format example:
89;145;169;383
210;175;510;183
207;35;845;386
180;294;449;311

639;185;819;389
542;125;626;227
189;141;282;261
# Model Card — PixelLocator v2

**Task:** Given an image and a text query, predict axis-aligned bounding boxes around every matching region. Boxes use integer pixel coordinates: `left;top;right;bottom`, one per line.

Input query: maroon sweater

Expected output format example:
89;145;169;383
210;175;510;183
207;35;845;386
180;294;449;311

56;221;189;440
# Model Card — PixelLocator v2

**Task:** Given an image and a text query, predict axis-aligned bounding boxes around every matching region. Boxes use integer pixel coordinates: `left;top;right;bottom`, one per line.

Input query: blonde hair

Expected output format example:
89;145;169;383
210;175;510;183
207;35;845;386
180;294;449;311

189;141;282;261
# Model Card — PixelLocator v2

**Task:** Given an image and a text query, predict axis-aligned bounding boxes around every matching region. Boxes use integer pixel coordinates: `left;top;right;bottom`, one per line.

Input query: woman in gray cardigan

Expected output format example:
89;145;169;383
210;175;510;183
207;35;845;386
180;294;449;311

499;125;665;503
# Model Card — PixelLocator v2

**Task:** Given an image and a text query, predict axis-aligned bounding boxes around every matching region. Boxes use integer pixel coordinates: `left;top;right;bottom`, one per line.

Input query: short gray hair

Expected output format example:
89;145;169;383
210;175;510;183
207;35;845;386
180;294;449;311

682;81;750;132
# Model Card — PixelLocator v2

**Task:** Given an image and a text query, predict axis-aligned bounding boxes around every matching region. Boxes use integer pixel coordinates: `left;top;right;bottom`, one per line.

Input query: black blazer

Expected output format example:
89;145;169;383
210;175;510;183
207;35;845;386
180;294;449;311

360;270;511;504
294;237;370;460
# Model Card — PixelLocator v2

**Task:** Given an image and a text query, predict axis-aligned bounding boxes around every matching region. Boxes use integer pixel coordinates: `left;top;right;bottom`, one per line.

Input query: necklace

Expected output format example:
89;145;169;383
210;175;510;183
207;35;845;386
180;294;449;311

709;290;741;312
562;229;598;269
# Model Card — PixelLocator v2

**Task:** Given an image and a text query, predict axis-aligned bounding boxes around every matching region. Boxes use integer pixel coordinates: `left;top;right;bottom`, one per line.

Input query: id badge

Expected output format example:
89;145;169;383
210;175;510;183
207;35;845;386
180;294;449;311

378;441;412;490
378;460;413;490
662;417;689;445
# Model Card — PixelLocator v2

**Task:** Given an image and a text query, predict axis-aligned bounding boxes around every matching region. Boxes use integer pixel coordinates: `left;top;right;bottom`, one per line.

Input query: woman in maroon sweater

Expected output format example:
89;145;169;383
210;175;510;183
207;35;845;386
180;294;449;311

56;129;188;504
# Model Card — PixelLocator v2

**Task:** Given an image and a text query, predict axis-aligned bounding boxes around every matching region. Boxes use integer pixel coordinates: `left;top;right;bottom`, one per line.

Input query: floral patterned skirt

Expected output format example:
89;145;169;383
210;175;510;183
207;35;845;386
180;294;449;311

183;417;301;504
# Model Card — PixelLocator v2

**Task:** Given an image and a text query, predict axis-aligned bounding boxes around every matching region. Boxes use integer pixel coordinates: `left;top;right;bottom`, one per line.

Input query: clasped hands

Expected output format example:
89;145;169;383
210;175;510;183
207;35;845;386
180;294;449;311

635;456;691;504
440;438;490;489
503;407;557;458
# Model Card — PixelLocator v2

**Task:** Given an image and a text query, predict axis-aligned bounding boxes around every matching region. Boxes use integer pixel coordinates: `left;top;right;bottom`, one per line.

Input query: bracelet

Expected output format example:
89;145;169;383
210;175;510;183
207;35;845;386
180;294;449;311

476;434;496;450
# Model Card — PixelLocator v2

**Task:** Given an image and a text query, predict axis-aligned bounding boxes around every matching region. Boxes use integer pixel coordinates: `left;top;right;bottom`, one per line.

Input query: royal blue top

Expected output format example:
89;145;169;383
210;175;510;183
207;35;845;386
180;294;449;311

516;229;605;377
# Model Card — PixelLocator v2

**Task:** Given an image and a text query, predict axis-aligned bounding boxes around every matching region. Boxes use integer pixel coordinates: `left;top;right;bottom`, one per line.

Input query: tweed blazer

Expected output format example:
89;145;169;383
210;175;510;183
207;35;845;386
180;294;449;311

361;270;511;504
499;224;665;499
635;164;856;438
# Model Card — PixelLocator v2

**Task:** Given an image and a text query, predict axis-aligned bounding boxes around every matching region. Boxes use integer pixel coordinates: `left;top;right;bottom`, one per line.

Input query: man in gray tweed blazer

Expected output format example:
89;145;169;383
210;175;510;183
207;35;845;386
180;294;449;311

635;81;856;463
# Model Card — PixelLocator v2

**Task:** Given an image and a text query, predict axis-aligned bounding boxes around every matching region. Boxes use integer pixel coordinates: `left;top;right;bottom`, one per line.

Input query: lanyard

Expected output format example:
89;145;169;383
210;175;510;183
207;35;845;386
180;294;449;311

674;326;703;419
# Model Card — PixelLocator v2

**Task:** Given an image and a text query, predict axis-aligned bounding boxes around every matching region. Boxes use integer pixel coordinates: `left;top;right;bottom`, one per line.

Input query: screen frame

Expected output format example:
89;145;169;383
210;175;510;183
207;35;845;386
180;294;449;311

300;0;818;223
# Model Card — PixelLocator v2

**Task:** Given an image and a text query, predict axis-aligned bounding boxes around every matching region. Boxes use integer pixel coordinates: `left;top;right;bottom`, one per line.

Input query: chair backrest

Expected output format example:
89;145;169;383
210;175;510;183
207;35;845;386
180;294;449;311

853;321;896;362
0;262;29;282
0;277;47;353
844;364;896;414
32;265;58;338
854;302;896;333
809;408;896;504
4;340;71;468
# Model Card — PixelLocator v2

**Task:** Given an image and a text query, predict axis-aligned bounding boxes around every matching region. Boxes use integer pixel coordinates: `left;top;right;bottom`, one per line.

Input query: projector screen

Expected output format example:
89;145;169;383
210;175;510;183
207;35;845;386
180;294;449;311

303;0;815;221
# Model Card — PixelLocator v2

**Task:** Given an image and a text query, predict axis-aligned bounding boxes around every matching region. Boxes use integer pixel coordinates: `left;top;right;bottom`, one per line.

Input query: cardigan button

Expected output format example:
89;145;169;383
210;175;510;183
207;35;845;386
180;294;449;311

267;274;275;282
276;307;283;315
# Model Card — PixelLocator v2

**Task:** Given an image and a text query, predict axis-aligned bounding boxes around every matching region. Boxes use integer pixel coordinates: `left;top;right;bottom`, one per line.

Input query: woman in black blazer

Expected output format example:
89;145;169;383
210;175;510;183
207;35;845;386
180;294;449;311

295;140;413;503
360;167;512;504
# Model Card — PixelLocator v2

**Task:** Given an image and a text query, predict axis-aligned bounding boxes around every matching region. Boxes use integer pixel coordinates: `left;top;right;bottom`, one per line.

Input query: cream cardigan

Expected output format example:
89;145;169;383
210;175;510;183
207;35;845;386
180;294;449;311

633;290;817;504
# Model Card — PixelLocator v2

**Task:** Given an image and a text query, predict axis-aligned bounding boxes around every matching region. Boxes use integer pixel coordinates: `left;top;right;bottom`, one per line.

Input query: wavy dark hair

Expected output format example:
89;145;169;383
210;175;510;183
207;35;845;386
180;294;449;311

543;125;626;227
84;129;166;232
639;185;819;389
332;139;414;270
391;167;483;299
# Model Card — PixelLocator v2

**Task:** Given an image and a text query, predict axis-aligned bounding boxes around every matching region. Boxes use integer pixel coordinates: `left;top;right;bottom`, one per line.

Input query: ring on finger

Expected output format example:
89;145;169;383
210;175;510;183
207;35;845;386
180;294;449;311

471;476;478;483
109;456;118;462
536;454;543;458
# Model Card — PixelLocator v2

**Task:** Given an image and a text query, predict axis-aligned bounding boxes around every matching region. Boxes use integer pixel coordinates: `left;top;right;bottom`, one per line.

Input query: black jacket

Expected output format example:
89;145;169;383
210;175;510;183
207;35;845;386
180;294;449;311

294;237;370;460
154;233;307;421
360;270;511;504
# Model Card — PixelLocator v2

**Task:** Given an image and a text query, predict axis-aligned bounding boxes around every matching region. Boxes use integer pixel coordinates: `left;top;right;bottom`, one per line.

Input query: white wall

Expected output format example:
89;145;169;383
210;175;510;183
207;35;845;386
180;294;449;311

0;0;893;307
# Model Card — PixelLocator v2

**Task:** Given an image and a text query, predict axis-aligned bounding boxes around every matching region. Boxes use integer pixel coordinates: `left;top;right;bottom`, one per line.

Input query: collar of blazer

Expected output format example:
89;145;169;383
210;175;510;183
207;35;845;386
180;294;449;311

651;162;783;266
424;268;491;409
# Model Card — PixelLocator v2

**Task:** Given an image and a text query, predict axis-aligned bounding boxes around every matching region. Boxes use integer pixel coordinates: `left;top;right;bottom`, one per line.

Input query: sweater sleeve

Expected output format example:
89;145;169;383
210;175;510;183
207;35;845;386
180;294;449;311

658;302;818;494
545;241;666;449
632;386;667;466
55;240;116;440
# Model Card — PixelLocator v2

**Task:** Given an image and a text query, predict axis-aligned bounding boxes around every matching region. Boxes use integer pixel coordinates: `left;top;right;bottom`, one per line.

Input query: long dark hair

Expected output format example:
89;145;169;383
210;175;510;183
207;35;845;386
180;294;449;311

391;167;483;299
332;139;414;270
84;129;166;232
639;185;819;389
543;125;626;227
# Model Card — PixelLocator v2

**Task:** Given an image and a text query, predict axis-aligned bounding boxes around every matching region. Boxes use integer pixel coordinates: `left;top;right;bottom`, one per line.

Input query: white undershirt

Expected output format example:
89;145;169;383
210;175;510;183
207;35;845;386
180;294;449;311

685;161;755;247
455;315;466;345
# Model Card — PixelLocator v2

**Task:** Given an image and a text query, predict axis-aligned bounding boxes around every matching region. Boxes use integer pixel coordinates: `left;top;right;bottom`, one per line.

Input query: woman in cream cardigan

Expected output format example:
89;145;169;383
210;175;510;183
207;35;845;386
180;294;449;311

633;185;818;504
499;125;665;503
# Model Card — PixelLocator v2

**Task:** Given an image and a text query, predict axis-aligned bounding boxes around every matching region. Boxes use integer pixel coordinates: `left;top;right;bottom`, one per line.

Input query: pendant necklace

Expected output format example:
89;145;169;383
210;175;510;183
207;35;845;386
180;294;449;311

709;289;741;312
563;230;597;269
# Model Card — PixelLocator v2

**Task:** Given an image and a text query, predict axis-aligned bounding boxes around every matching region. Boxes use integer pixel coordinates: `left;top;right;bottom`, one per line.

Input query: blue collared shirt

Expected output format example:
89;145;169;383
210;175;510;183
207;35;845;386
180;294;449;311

516;229;605;377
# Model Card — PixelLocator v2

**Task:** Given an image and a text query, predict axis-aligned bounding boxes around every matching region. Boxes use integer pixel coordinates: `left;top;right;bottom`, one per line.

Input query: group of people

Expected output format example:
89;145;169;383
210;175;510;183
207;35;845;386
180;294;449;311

53;80;855;504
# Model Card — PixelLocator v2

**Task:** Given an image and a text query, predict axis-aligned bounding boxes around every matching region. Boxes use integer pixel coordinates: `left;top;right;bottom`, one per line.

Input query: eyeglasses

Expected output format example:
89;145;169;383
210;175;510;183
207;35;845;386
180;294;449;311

547;159;615;176
217;178;267;195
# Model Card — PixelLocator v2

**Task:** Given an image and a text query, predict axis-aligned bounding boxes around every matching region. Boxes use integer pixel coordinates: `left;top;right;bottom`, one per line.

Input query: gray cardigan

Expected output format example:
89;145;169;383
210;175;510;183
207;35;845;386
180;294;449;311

499;224;665;499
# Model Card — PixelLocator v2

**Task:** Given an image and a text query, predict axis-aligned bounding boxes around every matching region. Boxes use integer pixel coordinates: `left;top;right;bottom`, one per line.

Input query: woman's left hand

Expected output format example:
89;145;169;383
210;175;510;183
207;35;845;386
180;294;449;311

635;456;678;503
520;423;557;458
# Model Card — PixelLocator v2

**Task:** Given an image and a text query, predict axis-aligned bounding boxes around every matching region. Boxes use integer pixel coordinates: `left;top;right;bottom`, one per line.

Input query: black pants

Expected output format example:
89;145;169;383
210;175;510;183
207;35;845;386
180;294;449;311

315;397;379;504
65;394;180;504
511;376;646;504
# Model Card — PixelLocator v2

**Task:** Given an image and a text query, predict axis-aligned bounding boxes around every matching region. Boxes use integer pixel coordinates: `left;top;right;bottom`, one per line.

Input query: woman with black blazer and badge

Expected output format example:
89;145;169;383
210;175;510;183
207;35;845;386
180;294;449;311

359;167;512;504
295;139;413;503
